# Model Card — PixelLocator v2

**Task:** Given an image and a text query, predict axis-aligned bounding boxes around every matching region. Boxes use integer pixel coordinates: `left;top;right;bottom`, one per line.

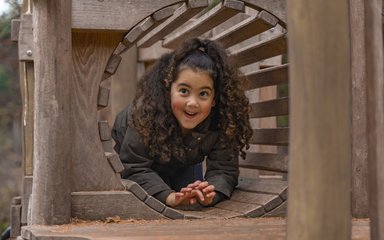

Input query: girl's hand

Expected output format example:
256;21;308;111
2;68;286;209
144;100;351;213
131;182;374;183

165;186;195;207
187;181;216;206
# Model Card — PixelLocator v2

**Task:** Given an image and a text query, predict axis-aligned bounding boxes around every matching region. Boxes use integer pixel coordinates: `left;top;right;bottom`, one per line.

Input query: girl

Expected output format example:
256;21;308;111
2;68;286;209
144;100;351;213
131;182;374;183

112;38;252;207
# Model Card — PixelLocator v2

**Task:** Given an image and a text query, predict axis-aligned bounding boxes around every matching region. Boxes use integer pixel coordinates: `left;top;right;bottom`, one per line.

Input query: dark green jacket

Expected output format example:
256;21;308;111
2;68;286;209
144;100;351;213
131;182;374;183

111;105;239;205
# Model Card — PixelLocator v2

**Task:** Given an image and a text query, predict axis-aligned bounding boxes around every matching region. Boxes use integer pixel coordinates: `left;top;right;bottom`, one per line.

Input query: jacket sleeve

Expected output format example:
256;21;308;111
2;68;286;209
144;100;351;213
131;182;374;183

111;107;174;203
204;139;239;205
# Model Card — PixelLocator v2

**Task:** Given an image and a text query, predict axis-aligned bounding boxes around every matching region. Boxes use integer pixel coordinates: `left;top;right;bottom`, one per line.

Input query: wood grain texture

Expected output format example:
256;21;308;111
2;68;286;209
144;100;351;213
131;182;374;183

242;0;286;26
250;128;289;145
237;177;287;200
263;201;287;217
163;0;245;48
121;179;148;201
98;121;111;141
214;199;265;217
122;17;154;48
105;152;124;173
72;0;182;31
71;31;124;191
241;64;288;89
250;97;288;118
229;33;287;67
152;3;181;21
162;207;185;219
145;196;166;213
11;18;20;42
286;0;352;239
230;189;282;211
211;10;278;48
137;1;208;48
21;176;32;225
71;191;166;220
240;152;288;173
364;0;384;238
97;86;110;109
18;14;33;61
350;0;369;218
31;0;72;225
10;205;21;238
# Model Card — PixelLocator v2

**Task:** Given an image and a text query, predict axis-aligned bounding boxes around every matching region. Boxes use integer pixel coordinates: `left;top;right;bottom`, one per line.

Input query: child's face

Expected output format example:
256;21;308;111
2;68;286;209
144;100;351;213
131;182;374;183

170;68;215;134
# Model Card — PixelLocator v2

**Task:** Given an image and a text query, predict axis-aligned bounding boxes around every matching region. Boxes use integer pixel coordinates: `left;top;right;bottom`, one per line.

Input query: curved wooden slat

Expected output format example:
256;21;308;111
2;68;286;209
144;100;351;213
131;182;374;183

152;3;182;22
211;10;278;48
230;189;283;211
102;54;122;80
240;152;288;172
162;0;245;49
249;97;289;118
229;33;287;67
214;199;265;217
122;17;155;48
98;121;111;141
137;1;209;48
241;63;288;89
237;177;288;200
97;86;110;109
250;128;289;145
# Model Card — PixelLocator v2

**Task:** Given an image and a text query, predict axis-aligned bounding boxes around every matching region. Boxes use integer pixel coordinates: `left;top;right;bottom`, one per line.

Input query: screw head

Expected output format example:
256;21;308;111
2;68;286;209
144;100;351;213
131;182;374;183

26;50;32;56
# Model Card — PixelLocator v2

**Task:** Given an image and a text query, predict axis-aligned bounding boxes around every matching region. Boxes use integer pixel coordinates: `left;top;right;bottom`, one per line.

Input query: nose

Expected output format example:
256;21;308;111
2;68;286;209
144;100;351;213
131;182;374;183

186;96;199;108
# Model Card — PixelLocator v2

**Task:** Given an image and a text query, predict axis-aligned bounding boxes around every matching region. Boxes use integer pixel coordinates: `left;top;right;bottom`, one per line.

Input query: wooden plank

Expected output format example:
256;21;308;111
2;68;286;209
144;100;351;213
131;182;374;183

350;0;369;218
240;152;288;173
121;179;148;201
162;207;185;219
241;64;288;89
21;176;32;225
10;205;21;238
18;14;33;61
105;152;124;173
71;191;166;220
137;1;209;48
229;33;287;67
122;16;155;48
250;97;288;118
145;196;166;213
11;19;20;42
237;177;287;200
162;0;245;49
211;10;278;48
177;206;241;219
30;0;72;225
230;189;283;211
104;54;122;75
139;41;173;62
250;128;289;145
364;0;384;238
214;199;265;217
98;121;111;141
152;3;182;22
286;0;352;238
242;0;287;27
72;0;181;31
97;86;110;109
263;201;287;217
101;139;113;152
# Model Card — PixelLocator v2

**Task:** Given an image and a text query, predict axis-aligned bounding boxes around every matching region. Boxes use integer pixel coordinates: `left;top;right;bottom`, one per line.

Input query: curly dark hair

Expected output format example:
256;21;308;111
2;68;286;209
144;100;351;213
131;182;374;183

129;38;252;163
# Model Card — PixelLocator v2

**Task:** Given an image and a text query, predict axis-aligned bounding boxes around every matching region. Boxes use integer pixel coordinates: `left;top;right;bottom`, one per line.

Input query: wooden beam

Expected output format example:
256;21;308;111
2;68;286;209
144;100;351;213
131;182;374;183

241;63;288;89
71;0;182;31
364;0;384;239
250;128;288;145
249;97;288;118
163;0;245;49
242;0;286;27
30;0;72;225
286;0;352;239
240;152;288;172
18;14;33;61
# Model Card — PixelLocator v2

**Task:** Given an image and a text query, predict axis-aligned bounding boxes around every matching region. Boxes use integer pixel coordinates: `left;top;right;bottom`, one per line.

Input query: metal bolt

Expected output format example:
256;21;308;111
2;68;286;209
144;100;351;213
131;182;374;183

26;50;32;56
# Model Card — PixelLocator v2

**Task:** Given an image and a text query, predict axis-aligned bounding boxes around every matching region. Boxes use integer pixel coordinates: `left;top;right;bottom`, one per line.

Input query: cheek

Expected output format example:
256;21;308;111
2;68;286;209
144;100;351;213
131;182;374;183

171;96;184;113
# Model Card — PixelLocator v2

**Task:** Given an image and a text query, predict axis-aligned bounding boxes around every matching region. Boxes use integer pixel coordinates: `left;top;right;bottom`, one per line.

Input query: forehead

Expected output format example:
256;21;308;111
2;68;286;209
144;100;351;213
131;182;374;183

174;69;214;89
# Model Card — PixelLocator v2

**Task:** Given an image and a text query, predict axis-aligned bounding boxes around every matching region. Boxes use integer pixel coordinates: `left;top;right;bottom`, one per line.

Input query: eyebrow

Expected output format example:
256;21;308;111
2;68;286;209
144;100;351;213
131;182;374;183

177;83;213;91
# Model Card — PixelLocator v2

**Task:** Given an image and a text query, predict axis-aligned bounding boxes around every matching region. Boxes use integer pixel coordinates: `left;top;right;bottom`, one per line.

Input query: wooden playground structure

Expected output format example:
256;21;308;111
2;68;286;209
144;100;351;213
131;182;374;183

8;0;384;239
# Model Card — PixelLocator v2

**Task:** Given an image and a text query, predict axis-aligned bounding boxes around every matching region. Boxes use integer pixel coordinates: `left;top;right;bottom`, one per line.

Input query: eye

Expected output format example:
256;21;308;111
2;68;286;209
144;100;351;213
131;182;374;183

200;90;211;98
179;88;189;95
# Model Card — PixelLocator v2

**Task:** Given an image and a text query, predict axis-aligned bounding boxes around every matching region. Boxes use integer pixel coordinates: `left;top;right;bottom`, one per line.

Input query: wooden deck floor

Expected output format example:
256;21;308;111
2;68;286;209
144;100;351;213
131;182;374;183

21;218;370;240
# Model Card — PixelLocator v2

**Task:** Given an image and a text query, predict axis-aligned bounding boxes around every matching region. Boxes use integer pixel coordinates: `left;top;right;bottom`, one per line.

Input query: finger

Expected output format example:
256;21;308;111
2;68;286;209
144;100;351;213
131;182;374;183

180;187;193;193
205;191;216;199
187;180;202;188
190;197;196;205
202;185;215;193
191;189;205;202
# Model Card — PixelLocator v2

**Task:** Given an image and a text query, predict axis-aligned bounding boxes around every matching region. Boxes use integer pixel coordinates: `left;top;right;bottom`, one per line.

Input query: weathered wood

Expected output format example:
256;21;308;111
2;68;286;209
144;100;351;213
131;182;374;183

350;0;369;218
97;86;110;109
364;0;384;238
145;196;166;213
263;201;287;216
178;206;240;219
12;196;21;205
98;121;111;141
71;31;125;191
250;97;288;118
10;205;21;238
163;0;245;49
152;3;182;21
242;0;286;26
229;33;287;67
230;190;282;211
18;14;33;61
286;0;352;239
105;152;124;173
240;152;288;173
139;41;173;62
250;128;289;145
11;19;20;42
104;54;122;75
31;0;72;225
241;64;288;89
71;191;166;220
163;207;185;219
211;10;278;48
72;0;182;31
237;177;287;200
121;179;148;201
214;199;265;217
137;1;209;48
21;176;32;225
122;17;155;48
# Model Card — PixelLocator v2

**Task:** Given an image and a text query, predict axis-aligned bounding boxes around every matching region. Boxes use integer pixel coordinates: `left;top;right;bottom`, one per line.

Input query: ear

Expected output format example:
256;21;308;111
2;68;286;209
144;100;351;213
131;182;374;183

211;99;216;107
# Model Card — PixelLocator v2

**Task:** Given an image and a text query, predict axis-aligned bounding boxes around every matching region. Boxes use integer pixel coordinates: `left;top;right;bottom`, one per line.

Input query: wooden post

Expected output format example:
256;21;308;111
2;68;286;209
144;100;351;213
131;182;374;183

286;0;351;239
364;0;384;238
350;0;369;218
30;0;72;224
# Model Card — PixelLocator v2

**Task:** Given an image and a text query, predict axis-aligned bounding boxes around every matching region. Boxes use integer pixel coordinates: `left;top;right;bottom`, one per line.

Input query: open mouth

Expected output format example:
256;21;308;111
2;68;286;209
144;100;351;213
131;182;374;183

184;111;198;117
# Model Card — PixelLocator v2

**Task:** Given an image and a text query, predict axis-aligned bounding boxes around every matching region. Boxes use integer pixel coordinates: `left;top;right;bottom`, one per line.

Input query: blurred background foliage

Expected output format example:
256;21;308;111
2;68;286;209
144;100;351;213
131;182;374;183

0;0;22;234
